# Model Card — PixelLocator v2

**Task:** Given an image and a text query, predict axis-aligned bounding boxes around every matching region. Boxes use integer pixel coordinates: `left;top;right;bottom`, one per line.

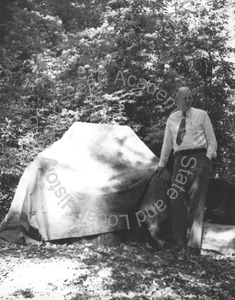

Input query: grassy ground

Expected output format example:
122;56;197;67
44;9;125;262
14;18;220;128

0;238;234;300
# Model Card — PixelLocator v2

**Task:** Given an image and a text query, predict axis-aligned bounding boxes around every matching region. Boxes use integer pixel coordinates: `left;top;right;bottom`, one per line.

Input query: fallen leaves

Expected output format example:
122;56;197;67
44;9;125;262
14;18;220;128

0;239;234;300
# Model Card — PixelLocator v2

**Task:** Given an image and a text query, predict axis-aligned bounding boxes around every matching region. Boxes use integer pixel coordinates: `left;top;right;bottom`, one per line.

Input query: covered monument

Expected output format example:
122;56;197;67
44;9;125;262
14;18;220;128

0;122;171;244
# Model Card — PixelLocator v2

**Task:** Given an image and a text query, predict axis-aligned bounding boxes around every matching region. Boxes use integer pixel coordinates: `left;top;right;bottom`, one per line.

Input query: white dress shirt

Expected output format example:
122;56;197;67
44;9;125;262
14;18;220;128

158;107;217;167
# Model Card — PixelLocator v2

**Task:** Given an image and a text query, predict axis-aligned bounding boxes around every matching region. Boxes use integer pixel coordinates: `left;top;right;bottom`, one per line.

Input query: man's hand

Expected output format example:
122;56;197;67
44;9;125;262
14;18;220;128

155;166;164;177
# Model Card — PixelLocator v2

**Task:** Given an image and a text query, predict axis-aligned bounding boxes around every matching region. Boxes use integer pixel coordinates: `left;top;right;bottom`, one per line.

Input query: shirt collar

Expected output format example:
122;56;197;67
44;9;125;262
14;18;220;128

180;107;192;118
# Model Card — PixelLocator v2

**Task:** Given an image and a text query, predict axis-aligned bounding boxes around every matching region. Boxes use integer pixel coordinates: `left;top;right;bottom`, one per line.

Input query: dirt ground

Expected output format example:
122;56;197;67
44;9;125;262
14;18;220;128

0;238;234;300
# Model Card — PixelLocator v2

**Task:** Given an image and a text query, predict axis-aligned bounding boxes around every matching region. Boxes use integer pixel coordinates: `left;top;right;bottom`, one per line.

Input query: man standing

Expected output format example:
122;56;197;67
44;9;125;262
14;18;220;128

156;87;217;253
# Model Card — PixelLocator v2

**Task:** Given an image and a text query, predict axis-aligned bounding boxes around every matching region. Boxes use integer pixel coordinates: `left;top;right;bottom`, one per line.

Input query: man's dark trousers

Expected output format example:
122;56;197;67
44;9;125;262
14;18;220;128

170;150;211;249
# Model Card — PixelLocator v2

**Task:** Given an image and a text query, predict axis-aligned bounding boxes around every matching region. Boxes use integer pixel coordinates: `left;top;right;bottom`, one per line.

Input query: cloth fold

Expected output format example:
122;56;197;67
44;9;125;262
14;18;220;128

0;122;171;244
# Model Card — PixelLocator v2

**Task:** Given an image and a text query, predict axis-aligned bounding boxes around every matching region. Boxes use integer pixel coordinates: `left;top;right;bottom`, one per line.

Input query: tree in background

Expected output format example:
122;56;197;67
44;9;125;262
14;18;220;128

162;0;235;178
0;0;234;219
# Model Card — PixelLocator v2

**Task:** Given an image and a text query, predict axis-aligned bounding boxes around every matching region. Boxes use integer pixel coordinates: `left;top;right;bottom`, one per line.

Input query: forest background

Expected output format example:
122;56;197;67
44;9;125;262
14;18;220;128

0;0;235;221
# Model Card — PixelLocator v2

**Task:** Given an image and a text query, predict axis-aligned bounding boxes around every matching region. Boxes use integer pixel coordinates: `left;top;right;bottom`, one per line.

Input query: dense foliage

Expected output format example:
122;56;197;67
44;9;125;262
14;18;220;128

0;0;234;219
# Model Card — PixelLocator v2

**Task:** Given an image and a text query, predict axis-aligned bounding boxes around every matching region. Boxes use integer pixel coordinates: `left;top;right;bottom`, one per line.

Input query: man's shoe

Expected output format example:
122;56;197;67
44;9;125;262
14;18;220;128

187;247;201;255
170;241;186;252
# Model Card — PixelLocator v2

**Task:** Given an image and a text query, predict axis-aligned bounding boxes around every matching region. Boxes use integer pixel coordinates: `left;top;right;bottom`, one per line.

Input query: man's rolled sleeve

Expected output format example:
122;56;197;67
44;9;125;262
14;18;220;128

203;112;217;160
158;118;173;167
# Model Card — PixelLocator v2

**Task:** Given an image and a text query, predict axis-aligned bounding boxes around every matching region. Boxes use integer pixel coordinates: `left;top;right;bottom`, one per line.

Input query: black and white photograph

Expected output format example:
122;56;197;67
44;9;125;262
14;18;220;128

0;1;234;299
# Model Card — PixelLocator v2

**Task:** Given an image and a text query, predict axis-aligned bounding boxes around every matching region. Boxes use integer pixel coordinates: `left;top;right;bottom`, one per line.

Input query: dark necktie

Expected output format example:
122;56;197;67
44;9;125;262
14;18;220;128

176;112;187;145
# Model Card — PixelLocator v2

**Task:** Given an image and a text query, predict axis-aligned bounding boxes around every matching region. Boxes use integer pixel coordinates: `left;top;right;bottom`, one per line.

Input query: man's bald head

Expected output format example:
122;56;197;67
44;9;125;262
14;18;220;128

175;87;192;100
